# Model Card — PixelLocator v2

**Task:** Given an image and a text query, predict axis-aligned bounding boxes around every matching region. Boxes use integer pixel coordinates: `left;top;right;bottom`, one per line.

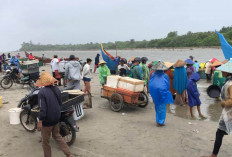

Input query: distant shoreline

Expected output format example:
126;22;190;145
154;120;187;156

11;46;221;52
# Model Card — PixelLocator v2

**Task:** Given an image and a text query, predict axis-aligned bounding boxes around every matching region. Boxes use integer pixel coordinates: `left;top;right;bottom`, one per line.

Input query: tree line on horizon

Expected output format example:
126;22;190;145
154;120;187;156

19;26;232;51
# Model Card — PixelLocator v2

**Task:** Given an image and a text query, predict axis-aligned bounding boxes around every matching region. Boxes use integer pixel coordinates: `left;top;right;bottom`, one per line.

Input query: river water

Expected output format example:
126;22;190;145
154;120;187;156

13;48;225;122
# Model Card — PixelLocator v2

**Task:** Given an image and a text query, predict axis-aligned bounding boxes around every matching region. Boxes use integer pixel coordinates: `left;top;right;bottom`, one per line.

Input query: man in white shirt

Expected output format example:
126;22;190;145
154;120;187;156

118;59;129;76
50;55;61;85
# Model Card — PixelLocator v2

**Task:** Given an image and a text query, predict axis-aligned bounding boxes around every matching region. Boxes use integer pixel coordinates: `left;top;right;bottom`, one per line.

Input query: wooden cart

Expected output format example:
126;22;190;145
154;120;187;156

101;85;148;112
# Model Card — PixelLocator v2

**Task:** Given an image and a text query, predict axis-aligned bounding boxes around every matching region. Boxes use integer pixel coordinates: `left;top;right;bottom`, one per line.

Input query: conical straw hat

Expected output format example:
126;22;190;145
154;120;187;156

173;59;186;67
216;60;232;73
212;60;223;67
164;62;174;69
99;60;106;65
35;71;58;87
151;61;168;70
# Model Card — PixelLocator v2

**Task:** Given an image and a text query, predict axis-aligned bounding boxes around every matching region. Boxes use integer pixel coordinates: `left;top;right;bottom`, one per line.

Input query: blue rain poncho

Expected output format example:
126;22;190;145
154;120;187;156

10;56;20;68
149;70;174;125
187;73;201;107
173;67;188;94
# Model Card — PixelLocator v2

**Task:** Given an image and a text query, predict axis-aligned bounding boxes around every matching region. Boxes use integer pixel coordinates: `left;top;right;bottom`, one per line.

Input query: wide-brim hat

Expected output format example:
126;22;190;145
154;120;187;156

212;60;223;67
164;62;174;69
99;60;106;65
173;59;186;67
185;59;194;65
151;61;168;70
35;71;58;87
216;60;232;73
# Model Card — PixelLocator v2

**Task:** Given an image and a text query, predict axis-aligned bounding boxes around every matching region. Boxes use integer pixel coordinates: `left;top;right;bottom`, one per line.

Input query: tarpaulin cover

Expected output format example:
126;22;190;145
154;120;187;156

173;67;188;94
216;31;232;60
149;70;174;124
187;73;201;107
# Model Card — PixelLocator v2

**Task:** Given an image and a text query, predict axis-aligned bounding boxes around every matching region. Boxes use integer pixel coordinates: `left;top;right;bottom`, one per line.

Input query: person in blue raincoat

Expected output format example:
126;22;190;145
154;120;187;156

173;60;188;105
10;56;20;68
149;61;174;127
187;73;206;119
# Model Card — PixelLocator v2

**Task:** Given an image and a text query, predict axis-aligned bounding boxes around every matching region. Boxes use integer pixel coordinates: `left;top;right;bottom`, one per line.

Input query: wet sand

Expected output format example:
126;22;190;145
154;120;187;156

0;65;232;157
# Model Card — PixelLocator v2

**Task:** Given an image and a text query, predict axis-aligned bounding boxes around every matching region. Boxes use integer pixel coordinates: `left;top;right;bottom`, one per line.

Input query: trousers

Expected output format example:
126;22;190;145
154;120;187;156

41;123;71;157
212;129;228;155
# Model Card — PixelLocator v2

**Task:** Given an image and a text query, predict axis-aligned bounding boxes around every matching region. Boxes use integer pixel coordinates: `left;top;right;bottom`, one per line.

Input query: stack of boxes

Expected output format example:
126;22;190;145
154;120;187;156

103;76;145;104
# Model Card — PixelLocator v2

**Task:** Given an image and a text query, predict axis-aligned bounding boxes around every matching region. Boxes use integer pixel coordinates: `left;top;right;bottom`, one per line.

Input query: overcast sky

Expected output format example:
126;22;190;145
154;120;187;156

0;0;232;51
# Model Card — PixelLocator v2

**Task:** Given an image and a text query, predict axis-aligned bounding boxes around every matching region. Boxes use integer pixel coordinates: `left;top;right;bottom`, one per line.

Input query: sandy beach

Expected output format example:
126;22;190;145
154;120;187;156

0;65;232;157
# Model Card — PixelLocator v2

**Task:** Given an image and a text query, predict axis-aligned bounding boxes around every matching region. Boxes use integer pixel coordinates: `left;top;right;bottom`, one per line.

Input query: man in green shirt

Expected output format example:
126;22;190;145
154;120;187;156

131;57;143;80
140;57;150;84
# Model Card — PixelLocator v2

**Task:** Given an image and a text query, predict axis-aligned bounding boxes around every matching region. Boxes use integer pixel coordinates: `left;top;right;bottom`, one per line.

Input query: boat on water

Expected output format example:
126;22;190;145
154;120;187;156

100;44;118;72
216;31;232;60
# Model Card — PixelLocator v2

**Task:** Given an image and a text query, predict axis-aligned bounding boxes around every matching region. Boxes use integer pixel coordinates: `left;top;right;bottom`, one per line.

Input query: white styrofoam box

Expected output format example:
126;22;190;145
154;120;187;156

106;75;122;88
118;77;144;92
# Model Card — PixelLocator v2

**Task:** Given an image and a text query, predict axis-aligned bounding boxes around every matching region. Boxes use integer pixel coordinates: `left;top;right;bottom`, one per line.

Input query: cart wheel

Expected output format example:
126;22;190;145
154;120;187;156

109;93;124;112
138;92;148;108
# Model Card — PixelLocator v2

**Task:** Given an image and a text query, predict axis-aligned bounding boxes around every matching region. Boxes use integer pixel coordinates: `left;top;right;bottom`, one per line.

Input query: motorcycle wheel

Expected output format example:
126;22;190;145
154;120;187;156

20;110;37;132
60;121;76;146
0;77;13;89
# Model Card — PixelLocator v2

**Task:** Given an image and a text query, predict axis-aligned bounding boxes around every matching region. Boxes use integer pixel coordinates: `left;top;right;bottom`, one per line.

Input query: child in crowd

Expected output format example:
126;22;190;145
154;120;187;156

187;73;206;119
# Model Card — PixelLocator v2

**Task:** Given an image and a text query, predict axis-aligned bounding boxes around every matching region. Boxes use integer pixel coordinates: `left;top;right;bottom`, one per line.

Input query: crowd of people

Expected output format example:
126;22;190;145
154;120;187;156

1;51;232;157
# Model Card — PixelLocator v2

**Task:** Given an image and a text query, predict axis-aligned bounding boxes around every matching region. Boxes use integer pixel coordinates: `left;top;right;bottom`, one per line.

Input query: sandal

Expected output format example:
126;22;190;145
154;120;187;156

156;123;165;127
191;116;197;120
200;115;207;119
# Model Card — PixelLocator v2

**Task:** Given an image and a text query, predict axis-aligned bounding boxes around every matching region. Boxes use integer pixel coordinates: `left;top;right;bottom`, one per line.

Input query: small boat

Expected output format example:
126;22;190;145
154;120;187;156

216;31;232;60
100;44;117;72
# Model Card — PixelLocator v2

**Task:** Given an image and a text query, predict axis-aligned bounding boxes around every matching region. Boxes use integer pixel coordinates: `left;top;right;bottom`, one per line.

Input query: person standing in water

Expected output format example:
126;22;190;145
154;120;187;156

187;73;206;119
149;61;174;127
173;60;188;105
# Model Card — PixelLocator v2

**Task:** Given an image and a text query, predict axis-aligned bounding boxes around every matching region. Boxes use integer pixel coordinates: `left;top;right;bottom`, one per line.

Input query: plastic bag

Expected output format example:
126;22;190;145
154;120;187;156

222;107;232;134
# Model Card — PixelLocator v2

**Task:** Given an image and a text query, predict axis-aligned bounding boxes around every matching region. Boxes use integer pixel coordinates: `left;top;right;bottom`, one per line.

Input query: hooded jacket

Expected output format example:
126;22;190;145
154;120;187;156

98;64;110;84
131;64;143;80
65;61;82;80
187;73;201;107
149;70;174;106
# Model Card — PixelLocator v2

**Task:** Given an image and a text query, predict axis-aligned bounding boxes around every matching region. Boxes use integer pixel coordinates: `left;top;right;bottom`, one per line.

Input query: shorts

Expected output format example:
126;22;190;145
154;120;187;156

83;77;91;82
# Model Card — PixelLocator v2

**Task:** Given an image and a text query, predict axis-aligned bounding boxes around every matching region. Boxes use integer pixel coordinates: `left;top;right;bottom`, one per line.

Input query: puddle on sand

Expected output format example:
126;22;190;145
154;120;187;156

167;80;222;122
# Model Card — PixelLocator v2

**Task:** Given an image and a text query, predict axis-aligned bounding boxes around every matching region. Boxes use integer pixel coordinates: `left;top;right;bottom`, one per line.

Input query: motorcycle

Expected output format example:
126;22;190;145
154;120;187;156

17;88;79;146
0;64;39;89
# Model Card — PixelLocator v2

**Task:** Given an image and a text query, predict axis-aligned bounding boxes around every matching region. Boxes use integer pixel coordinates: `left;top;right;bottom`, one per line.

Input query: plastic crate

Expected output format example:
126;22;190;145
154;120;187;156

61;94;84;111
22;67;39;74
